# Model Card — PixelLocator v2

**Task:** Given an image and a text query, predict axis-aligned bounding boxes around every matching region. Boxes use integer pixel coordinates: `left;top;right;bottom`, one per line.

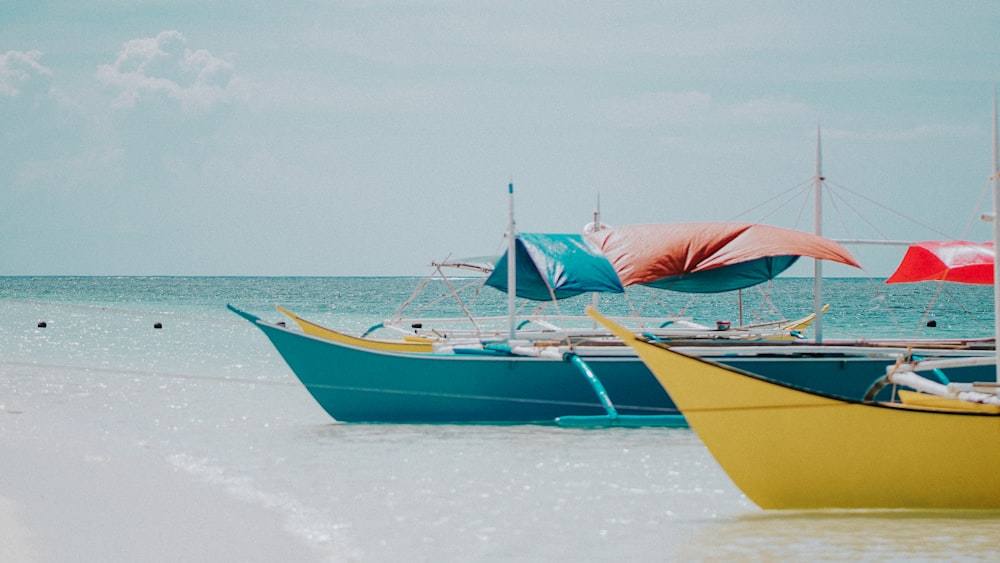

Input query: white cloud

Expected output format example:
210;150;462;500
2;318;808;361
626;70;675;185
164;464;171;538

1;49;99;191
96;30;238;113
0;50;53;101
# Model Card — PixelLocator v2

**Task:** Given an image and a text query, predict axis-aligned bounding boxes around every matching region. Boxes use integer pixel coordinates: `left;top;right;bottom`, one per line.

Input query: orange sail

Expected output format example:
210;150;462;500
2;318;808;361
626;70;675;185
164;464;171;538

588;222;860;293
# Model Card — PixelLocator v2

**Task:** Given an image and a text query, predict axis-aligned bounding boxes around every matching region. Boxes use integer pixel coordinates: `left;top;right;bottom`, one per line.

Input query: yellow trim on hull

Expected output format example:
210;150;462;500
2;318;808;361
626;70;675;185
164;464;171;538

897;390;1000;413
776;303;830;332
587;306;1000;510
275;305;435;353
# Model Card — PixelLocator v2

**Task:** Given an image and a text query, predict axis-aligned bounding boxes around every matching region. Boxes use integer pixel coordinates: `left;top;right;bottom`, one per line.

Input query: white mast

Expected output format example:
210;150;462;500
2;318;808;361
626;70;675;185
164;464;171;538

507;182;517;340
813;125;824;343
592;194;601;314
992;89;999;383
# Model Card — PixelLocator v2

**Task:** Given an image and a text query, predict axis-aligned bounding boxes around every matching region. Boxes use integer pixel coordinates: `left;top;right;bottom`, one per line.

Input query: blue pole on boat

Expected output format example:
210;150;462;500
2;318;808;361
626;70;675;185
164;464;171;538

360;322;384;338
563;352;618;419
556;352;689;428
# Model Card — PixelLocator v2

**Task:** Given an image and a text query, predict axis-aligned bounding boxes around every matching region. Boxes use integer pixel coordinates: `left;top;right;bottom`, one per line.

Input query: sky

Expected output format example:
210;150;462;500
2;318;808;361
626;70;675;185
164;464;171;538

2;1;999;276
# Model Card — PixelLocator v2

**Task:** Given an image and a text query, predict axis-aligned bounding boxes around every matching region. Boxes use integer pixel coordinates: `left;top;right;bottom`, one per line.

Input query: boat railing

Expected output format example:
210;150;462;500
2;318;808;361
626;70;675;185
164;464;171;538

370;313;810;343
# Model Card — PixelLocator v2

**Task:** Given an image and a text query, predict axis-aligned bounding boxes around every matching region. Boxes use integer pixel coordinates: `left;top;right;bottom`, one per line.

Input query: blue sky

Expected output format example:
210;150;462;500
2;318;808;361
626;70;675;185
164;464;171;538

2;1;998;276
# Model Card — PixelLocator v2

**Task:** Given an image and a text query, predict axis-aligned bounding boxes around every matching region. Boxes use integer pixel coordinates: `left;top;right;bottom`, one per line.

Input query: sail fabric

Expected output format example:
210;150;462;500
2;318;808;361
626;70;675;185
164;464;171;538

587;222;861;293
885;241;995;285
633;255;803;293
484;233;625;301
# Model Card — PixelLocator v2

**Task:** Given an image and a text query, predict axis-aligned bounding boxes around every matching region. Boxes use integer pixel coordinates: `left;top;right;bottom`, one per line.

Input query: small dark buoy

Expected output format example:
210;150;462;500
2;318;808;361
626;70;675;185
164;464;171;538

153;322;163;329
927;319;937;328
37;321;47;328
277;321;286;327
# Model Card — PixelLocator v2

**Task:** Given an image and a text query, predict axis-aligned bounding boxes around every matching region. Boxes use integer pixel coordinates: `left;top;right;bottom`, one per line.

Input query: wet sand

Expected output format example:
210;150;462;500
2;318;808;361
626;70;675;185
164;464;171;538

0;411;328;563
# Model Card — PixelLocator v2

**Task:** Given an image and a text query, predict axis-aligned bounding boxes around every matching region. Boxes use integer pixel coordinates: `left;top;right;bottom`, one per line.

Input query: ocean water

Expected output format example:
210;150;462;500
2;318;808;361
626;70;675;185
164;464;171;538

2;276;998;561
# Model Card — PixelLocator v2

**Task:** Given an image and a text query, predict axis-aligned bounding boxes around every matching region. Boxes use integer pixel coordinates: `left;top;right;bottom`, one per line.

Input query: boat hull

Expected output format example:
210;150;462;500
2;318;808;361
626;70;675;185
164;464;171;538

591;308;1000;509
232;306;995;426
248;315;667;423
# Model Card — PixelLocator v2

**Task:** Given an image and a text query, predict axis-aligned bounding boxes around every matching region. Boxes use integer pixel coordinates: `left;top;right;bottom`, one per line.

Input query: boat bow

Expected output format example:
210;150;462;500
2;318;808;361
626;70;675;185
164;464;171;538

587;306;1000;510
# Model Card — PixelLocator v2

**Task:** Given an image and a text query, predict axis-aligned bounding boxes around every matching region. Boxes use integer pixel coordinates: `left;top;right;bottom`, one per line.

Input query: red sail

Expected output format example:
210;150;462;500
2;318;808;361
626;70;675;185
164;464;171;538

885;241;994;285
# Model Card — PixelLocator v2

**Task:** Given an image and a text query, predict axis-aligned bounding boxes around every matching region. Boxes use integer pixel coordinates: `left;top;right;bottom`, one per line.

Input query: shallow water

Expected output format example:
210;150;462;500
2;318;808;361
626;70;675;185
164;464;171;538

1;277;998;561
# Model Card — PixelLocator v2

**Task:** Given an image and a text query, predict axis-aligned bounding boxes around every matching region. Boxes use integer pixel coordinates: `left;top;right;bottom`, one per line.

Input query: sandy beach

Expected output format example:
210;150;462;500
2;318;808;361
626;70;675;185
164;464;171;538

1;494;34;562
0;409;327;563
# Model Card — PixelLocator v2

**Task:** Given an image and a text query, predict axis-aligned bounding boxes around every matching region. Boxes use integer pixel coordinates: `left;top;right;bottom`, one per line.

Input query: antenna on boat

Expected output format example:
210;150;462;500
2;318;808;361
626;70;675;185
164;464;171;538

594;193;601;230
583;193;607;234
813;123;825;343
507;182;517;340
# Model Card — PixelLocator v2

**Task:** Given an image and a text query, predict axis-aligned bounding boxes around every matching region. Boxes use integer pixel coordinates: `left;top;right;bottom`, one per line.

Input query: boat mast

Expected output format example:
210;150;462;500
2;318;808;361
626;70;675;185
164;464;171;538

592;194;601;314
507;182;517;340
813;125;825;343
992;89;999;383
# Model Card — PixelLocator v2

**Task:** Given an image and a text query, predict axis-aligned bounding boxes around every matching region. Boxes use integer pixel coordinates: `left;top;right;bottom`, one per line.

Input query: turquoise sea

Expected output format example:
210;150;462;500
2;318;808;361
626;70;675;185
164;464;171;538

2;276;998;561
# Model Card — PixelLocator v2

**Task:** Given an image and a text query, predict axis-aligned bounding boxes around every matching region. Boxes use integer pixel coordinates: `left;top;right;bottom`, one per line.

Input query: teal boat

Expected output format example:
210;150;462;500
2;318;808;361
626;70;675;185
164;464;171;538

231;213;994;425
230;304;994;425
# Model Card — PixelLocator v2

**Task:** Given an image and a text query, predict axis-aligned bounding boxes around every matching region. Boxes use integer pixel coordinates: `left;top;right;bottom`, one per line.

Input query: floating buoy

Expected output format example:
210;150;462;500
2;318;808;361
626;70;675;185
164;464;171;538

37;321;47;328
153;322;163;329
926;319;937;328
277;321;286;327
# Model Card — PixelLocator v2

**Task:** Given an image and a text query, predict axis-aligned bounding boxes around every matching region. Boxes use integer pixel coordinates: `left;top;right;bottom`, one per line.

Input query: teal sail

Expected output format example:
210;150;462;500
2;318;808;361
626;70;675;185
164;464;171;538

641;255;801;293
485;233;625;301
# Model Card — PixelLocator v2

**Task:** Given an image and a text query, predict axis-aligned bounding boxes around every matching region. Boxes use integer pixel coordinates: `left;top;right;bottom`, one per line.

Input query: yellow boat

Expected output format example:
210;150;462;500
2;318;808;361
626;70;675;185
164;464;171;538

587;306;1000;510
